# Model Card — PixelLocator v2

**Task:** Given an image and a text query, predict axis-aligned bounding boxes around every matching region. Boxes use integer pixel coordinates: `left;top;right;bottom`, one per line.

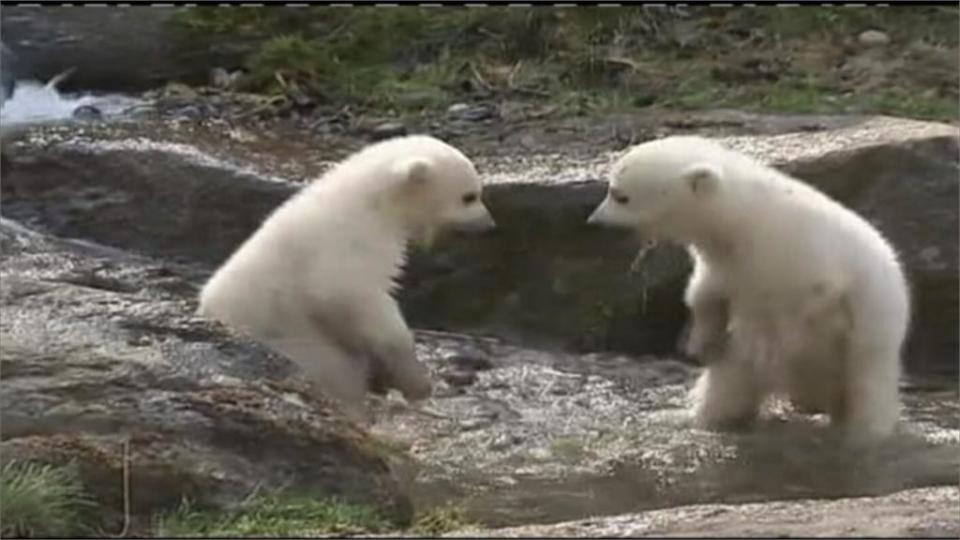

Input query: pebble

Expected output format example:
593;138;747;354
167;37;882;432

441;369;477;388
447;102;496;122
370;121;407;141
459;417;491;431
447;103;470;116
858;30;890;47
210;67;233;89
446;353;494;372
72;105;102;121
489;433;522;451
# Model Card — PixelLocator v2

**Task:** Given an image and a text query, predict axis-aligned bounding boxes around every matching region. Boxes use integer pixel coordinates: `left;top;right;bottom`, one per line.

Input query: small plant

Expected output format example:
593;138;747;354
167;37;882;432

155;492;392;537
411;503;474;536
0;460;96;538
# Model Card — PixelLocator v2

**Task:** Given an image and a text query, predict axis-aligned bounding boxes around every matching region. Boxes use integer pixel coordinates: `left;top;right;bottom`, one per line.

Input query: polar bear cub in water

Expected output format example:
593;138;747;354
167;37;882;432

588;135;910;441
199;135;496;420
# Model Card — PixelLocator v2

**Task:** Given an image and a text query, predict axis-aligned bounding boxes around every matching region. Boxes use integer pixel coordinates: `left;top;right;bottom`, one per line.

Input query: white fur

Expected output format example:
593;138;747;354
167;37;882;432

589;136;910;441
198;135;495;420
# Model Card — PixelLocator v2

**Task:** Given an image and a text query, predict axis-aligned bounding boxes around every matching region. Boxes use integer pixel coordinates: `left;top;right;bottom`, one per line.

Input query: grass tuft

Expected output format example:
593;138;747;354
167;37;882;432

155;492;392;537
0;460;96;538
411;503;474;536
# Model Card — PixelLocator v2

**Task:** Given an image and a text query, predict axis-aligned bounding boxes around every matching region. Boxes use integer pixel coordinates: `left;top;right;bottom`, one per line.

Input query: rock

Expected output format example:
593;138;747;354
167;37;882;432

440;369;478;388
370;121;408;141
2;116;957;376
448;487;960;537
858;29;891;47
0;7;256;92
209;67;233;89
448;103;497;122
0;217;413;530
161;81;199;99
0;139;296;266
445;354;494;372
1;40;15;106
71;104;102;121
447;103;470;116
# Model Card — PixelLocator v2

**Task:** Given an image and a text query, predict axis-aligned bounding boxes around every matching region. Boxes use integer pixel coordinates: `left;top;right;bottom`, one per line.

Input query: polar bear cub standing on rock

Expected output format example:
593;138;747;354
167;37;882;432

199;135;496;420
588;136;910;441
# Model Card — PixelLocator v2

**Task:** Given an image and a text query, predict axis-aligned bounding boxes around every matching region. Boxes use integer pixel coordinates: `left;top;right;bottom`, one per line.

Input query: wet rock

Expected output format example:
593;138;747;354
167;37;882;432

1;40;15;105
209;67;231;89
447;103;470;116
0;217;414;531
440;369;478;388
71;104;102;121
448;486;960;538
0;7;256;92
858;29;891;47
370;121;408;141
209;67;242;90
445;354;494;372
448;103;497;122
0;139;296;266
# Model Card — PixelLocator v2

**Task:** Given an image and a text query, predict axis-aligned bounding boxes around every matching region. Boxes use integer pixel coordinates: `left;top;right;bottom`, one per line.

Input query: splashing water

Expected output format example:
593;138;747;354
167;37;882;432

0;78;143;135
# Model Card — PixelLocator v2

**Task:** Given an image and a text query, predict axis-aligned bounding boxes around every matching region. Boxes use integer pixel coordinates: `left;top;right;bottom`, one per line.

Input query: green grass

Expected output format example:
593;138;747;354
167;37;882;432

172;6;959;121
0;460;96;538
155;490;476;537
410;503;474;536
155;493;393;537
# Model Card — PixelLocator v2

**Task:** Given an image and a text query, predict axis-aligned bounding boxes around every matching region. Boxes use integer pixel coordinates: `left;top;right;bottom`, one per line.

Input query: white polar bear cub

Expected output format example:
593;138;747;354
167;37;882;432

199;135;496;419
588;136;910;441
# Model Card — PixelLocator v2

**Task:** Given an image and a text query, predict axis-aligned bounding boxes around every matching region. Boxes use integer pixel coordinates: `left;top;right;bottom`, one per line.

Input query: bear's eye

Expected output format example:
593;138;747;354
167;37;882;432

611;189;630;205
462;192;479;205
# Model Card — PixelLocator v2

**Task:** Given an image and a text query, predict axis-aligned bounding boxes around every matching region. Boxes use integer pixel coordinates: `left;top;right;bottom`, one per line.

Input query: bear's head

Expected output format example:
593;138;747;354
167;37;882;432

588;136;725;241
386;136;496;246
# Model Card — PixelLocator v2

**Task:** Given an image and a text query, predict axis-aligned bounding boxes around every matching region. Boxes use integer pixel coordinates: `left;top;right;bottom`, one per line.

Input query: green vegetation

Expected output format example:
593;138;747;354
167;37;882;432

173;6;958;120
0;460;96;538
155;493;393;537
154;490;476;537
411;503;474;536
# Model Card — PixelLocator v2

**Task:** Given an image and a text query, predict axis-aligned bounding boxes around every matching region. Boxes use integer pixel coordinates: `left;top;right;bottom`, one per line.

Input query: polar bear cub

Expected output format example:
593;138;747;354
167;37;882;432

588;135;910;441
199;135;496;419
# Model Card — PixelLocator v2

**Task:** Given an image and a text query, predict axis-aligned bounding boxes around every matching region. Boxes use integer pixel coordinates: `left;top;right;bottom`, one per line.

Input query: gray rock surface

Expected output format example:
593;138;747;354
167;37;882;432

0;7;252;91
1;41;15;105
447;486;960;538
0;217;413;531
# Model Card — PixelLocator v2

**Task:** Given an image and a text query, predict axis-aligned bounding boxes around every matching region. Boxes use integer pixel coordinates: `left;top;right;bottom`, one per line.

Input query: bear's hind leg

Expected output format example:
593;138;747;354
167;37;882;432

691;355;763;430
837;338;901;442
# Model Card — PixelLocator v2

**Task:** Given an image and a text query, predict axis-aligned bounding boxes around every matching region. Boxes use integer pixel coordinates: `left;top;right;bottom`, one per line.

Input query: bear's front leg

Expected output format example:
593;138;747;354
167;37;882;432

683;269;731;364
311;294;433;402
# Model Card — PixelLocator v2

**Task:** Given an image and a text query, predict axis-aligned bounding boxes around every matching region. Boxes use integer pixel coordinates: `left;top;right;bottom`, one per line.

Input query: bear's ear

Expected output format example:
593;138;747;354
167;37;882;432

395;157;433;186
682;163;722;197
